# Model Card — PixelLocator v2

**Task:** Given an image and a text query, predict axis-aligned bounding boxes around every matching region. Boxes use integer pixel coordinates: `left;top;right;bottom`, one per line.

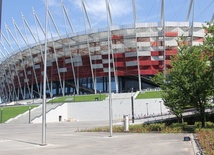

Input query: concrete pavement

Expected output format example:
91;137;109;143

0;121;195;155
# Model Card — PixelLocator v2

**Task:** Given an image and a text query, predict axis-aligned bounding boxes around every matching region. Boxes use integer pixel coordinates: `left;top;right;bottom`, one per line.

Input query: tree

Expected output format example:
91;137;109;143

153;23;214;127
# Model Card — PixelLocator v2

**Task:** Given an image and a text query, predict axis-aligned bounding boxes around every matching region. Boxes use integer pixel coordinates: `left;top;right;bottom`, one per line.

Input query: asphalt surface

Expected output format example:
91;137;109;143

0;121;195;155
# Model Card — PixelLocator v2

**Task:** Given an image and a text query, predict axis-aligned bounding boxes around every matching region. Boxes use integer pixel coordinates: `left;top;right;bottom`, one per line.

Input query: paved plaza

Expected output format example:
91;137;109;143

0;121;195;155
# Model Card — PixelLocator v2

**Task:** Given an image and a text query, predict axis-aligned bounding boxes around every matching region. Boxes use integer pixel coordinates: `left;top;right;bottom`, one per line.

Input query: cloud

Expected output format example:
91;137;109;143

41;0;59;7
71;0;132;19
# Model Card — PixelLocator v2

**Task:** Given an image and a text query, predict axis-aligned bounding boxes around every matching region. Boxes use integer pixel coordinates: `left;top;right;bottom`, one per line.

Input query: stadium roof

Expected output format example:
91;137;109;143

1;0;213;47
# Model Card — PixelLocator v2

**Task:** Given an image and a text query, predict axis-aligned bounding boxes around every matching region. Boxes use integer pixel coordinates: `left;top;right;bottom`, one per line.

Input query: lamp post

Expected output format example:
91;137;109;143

0;107;3;123
159;100;162;115
131;94;134;123
146;103;149;116
51;93;53;104
29;105;31;124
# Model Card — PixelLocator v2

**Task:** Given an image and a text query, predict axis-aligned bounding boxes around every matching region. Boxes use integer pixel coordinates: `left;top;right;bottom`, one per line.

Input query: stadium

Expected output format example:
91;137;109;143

0;0;213;103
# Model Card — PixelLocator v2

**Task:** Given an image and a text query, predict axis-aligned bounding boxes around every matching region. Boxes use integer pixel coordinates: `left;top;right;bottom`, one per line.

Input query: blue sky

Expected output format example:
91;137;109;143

0;0;213;49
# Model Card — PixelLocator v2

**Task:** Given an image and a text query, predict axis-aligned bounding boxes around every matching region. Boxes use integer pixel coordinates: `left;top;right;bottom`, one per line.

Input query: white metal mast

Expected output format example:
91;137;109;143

5;23;31;99
41;0;49;146
132;0;141;91
106;0;113;137
186;0;194;22
187;0;194;46
61;1;78;95
161;0;166;76
211;14;214;23
0;33;24;100
81;0;97;94
191;0;195;46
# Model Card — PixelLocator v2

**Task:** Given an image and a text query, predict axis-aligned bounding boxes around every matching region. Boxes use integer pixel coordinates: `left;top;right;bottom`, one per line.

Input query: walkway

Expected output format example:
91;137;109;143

0;122;194;155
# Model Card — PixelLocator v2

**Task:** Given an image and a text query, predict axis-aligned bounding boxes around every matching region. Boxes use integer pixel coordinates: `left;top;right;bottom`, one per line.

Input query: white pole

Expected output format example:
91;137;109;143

106;0;113;137
41;0;48;146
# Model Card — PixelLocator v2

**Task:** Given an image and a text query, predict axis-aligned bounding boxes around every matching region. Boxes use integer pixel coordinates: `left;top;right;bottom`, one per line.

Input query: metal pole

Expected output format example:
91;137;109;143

146;103;148;116
29;105;31;124
131;96;134;123
41;0;48;146
0;107;2;123
106;0;113;137
159;101;162;115
191;0;195;46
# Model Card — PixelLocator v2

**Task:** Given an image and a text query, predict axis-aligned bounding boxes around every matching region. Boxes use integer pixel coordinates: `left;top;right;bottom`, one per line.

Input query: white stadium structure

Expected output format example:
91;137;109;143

0;0;213;103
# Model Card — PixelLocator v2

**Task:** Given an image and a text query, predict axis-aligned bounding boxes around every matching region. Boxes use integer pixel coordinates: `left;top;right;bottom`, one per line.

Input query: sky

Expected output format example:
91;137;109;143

1;0;213;46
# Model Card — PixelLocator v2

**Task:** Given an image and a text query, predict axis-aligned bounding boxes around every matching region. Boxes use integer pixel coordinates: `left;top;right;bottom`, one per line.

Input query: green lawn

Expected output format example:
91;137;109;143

136;91;162;99
48;94;107;103
0;105;37;123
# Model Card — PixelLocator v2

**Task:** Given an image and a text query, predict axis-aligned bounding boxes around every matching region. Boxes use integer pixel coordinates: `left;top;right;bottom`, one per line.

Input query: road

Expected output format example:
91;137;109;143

0;121;195;155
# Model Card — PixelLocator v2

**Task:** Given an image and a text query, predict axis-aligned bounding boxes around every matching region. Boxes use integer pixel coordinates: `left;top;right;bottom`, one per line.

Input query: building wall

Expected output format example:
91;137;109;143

33;103;68;123
32;98;169;123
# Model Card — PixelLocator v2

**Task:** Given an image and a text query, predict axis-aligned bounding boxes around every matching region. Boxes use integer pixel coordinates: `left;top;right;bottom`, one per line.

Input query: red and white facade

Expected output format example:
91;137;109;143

0;0;208;102
0;21;206;102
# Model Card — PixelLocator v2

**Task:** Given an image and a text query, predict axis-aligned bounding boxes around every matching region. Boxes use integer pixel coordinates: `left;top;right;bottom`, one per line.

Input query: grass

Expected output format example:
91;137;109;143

80;122;195;133
48;94;107;103
80;122;214;134
136;91;162;99
0;105;37;123
197;129;214;155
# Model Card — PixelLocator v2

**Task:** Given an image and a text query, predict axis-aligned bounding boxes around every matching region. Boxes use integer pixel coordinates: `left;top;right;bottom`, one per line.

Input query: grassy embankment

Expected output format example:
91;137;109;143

136;91;162;99
0;105;37;123
48;94;107;103
49;90;161;103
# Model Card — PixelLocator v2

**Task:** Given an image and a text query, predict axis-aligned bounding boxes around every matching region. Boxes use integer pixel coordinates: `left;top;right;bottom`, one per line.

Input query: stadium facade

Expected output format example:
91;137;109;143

0;0;210;102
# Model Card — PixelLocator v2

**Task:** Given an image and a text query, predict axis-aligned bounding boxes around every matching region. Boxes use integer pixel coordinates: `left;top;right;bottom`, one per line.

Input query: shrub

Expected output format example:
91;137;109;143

205;121;214;128
162;127;183;133
170;122;187;128
129;124;148;133
194;121;214;128
194;122;202;128
147;123;165;132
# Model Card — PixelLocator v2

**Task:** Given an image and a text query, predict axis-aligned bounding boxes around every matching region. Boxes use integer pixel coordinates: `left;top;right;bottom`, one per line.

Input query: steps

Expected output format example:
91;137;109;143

6;103;63;124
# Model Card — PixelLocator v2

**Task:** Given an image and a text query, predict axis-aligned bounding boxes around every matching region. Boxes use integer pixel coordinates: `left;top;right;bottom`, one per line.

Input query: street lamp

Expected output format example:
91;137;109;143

32;95;34;104
51;93;53;104
29;105;31;124
0;107;3;123
159;100;162;115
146;103;149;116
131;88;134;123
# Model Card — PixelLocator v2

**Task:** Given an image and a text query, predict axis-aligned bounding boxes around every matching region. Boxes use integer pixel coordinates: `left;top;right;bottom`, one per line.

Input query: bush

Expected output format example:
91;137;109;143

129;124;149;133
147;123;165;132
194;122;202;128
194;121;214;128
170;122;194;133
170;122;187;128
162;127;183;133
205;121;214;128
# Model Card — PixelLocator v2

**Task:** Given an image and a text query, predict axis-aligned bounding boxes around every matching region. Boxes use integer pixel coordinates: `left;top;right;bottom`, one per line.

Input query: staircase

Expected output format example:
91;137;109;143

66;81;95;94
6;103;63;124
